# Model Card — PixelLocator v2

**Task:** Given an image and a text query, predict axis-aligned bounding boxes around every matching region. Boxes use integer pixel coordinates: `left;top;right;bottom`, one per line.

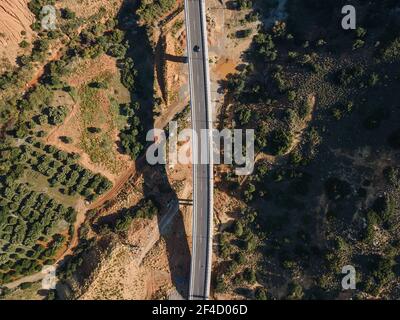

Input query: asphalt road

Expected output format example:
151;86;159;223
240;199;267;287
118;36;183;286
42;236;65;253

184;0;213;300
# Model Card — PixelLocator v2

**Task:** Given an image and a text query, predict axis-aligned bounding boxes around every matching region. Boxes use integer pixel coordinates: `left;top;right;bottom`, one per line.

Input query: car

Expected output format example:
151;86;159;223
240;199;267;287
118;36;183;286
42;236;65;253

183;56;189;63
193;45;200;52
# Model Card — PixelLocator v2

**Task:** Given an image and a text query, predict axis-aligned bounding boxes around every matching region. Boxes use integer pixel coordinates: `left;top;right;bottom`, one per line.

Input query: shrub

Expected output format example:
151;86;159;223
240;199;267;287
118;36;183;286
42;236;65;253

89;81;108;89
107;44;127;59
268;129;293;155
368;73;380;87
287;90;296;102
287;282;304;299
381;37;400;62
137;0;176;25
45;106;68;125
136;200;159;219
237;108;252;125
243;268;257;284
337;66;364;86
61;8;76;19
234;252;246;264
87;127;102;134
236;0;252;10
214;276;227;293
255;287;267;300
233;220;244;237
59;136;73;144
236;29;252;39
353;39;365;50
19;282;32;289
372;257;395;288
243;183;256;202
19;40;30;48
355;27;366;38
115;215;133;232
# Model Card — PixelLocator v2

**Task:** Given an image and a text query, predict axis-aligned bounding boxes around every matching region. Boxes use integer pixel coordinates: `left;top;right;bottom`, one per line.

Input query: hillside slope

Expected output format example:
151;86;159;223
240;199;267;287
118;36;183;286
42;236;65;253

0;0;34;66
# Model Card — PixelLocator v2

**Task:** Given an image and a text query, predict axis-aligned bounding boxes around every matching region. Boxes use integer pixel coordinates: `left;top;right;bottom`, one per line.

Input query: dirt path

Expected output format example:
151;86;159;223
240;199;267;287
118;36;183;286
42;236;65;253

32;96;186;284
87;162;138;210
3;163;140;290
45;104;79;141
138;187;190;265
24;48;63;91
4;272;46;290
4;4;194;291
77;181;192;300
87;100;190;212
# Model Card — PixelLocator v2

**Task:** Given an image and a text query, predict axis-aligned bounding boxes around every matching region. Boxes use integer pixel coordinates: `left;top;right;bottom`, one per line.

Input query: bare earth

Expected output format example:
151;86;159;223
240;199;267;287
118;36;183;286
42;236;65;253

76;0;258;299
0;0;34;68
1;0;258;300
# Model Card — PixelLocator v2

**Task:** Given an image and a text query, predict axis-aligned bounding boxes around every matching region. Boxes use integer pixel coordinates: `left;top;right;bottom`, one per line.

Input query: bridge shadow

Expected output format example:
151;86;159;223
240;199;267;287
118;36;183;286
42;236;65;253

117;1;191;299
155;34;188;105
165;53;188;63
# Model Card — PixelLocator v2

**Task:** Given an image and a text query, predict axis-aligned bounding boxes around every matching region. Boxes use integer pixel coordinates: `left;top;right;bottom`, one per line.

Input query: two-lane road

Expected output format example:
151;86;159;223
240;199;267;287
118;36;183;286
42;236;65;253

184;0;214;300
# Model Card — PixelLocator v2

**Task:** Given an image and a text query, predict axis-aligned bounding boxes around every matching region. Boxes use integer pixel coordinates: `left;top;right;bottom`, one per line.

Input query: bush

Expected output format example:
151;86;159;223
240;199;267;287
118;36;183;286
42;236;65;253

237;108;251;125
243;183;256;202
45;106;68;125
254;32;277;62
255;287;267;300
120;127;143;159
268;129;293;155
236;0;252;10
214;276;227;293
287;90;296;102
353;39;365;50
234;252;246;264
107;44;128;59
368;73;380;87
115;215;133;232
136;200;159;219
381;37;400;62
89;81;108;89
46;290;56;300
19;40;30;48
87;127;102;134
372;257;395;288
61;8;76;20
236;29;252;39
19;282;32;289
243;268;256;284
245;236;257;251
137;0;176;25
233;220;244;237
287;282;304;299
59;136;73;144
110;199;158;232
337;66;364;86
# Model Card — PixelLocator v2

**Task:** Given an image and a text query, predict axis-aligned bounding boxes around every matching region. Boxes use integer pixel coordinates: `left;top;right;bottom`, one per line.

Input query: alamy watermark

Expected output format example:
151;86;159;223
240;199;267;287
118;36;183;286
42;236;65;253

342;5;357;30
41;265;57;290
41;5;57;31
341;265;356;290
146;121;255;176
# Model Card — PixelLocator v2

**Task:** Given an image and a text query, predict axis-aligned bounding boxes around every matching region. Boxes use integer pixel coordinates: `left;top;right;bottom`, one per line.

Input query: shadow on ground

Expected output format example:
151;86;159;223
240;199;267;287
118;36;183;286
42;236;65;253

117;0;191;299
